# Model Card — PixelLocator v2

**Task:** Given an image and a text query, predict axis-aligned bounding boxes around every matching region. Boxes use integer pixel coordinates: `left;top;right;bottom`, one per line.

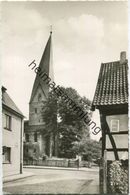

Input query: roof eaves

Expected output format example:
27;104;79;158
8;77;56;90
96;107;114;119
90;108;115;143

2;103;25;118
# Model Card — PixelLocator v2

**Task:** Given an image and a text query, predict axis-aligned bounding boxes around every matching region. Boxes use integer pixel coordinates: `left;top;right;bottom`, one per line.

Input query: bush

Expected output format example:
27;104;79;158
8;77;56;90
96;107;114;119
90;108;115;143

109;160;128;194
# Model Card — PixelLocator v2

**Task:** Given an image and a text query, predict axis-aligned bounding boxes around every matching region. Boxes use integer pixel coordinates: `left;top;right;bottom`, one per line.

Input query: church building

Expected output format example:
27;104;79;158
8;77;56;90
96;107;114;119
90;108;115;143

24;32;55;161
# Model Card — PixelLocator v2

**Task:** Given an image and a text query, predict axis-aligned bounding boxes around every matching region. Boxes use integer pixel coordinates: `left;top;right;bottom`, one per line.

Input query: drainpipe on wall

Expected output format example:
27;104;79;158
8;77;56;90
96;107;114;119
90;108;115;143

20;118;23;174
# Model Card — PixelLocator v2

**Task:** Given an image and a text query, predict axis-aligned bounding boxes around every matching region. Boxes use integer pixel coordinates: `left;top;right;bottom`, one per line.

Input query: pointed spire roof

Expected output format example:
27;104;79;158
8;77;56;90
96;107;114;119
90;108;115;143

30;33;52;103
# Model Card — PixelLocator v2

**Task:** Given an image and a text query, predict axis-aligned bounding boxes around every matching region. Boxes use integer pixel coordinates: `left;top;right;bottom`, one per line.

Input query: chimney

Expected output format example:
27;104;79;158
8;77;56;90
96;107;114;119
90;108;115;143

1;86;7;102
120;51;126;64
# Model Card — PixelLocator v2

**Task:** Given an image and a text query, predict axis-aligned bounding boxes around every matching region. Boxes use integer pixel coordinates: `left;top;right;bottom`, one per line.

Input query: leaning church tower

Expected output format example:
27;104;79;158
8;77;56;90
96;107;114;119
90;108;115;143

24;31;54;160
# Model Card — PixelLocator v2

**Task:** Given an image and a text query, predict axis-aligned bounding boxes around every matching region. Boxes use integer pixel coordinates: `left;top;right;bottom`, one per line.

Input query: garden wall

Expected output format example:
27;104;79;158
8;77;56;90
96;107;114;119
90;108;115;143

23;159;92;168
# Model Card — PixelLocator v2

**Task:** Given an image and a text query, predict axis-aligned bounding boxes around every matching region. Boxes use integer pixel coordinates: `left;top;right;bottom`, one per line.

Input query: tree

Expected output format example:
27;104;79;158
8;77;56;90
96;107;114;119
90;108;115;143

57;87;91;158
41;87;92;158
72;138;101;161
42;90;57;135
41;90;58;156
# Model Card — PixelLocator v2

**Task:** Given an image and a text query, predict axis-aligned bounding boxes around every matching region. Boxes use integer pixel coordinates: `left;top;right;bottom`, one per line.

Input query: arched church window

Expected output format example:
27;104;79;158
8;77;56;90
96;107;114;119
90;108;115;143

34;133;37;142
38;93;42;101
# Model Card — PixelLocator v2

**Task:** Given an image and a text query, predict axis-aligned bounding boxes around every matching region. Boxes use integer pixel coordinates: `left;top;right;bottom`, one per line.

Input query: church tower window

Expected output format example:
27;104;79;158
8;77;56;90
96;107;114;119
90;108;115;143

34;108;37;114
34;133;37;142
38;93;42;102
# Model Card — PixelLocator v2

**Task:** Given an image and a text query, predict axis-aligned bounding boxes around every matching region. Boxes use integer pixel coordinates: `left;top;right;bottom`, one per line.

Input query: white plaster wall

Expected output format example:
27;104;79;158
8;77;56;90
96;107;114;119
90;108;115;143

106;134;128;149
107;151;128;161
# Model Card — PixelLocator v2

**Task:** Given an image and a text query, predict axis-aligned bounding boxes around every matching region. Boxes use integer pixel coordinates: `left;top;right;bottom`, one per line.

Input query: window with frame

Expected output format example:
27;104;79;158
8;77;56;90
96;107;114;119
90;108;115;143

111;120;119;132
3;146;11;163
4;114;11;130
25;134;29;142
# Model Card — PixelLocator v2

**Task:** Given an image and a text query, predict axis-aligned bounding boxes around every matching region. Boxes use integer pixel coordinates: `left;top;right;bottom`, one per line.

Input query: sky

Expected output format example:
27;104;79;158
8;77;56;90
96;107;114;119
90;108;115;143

2;1;128;140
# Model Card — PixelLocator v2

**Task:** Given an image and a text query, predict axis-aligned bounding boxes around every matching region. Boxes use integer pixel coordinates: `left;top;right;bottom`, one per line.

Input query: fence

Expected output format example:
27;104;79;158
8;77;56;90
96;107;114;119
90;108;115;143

23;158;91;168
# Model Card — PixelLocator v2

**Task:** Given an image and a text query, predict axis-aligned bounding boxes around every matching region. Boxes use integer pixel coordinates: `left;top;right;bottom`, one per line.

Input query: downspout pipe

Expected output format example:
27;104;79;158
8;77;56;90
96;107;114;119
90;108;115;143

20;118;23;174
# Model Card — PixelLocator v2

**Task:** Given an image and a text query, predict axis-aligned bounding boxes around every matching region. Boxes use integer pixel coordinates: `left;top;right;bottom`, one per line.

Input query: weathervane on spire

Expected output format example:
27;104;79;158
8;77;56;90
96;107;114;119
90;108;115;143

50;25;52;34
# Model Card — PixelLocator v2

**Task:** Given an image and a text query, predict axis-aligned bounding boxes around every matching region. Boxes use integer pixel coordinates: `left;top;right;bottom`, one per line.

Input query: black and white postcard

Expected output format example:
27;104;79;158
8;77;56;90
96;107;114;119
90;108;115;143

1;1;128;194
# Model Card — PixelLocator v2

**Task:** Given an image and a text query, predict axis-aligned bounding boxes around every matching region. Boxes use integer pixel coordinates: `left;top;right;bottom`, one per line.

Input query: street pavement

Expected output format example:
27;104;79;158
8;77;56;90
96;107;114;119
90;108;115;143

3;171;34;183
3;167;99;194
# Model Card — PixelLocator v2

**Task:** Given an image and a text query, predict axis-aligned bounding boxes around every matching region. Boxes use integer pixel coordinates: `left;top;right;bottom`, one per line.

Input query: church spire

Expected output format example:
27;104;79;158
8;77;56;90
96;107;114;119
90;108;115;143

50;25;52;34
30;32;53;103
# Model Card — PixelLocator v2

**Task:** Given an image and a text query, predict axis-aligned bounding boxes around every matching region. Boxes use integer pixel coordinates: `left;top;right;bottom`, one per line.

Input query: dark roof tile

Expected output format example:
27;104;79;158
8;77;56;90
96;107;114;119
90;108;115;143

92;60;128;106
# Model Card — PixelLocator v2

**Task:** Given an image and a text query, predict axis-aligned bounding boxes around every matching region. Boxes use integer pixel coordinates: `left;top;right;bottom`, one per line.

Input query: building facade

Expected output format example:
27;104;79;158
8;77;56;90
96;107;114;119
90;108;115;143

92;51;128;193
24;32;55;161
2;86;24;177
92;51;128;160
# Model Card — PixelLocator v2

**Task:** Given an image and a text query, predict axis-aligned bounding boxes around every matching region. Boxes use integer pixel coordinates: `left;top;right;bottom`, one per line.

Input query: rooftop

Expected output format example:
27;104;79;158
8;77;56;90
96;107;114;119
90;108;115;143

92;52;128;109
2;86;24;117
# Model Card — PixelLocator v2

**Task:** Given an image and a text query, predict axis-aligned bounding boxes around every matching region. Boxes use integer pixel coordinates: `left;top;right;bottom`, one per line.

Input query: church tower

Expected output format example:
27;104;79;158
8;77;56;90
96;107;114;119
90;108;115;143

24;32;54;161
29;32;53;126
